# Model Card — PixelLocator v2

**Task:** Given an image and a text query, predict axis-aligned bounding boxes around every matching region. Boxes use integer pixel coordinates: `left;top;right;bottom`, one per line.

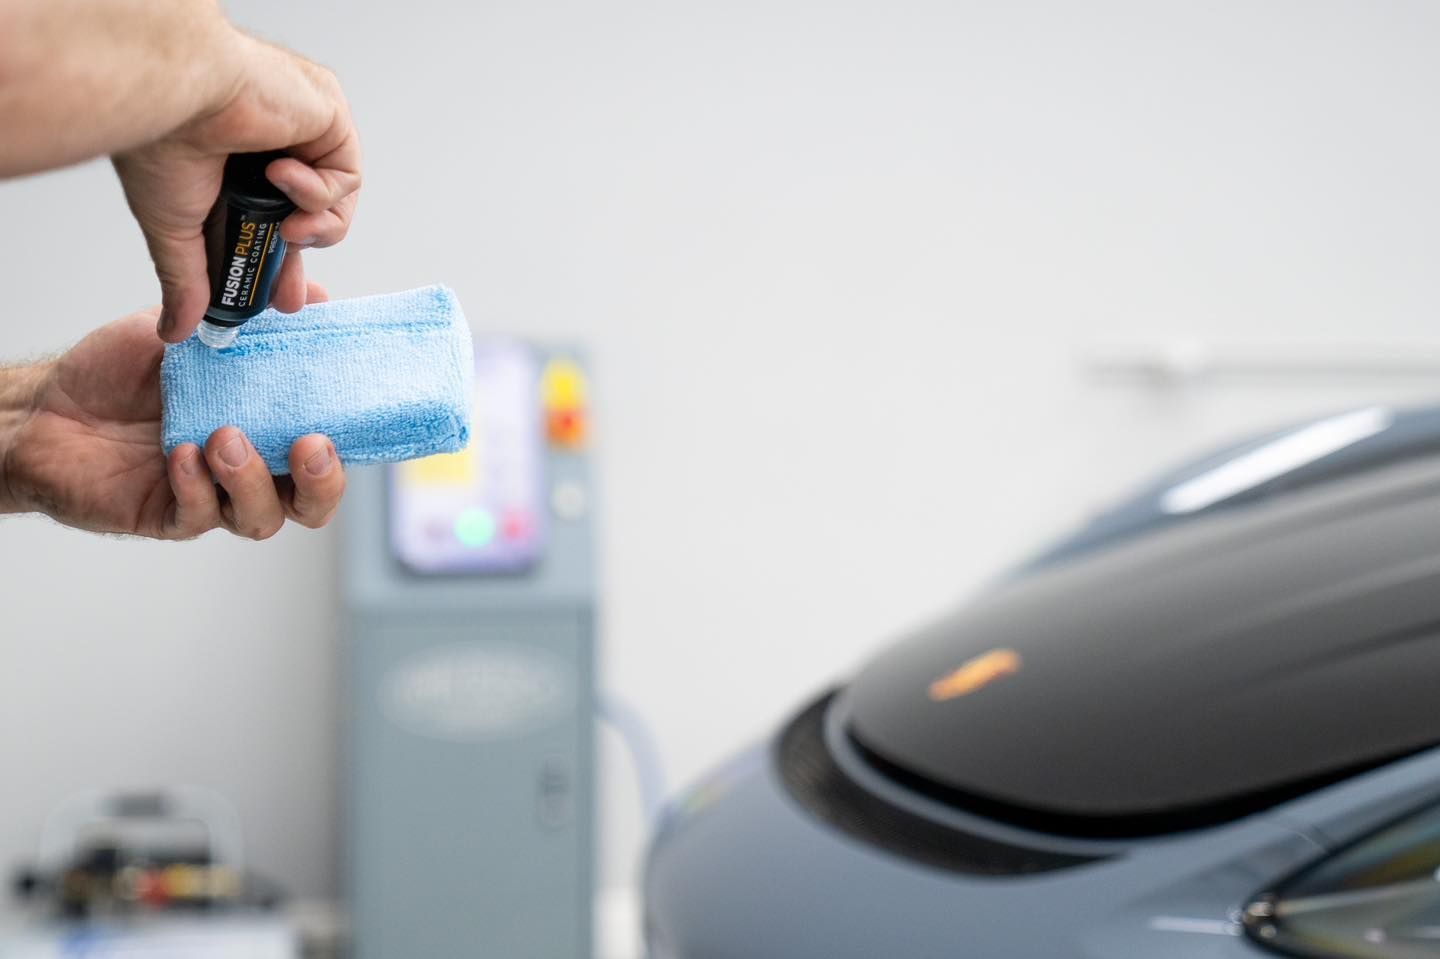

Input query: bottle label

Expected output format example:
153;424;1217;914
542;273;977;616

218;218;280;310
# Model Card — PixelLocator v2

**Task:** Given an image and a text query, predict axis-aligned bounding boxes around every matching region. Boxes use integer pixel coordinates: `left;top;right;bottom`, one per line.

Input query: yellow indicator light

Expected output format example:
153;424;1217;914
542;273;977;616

928;648;1022;702
542;358;588;411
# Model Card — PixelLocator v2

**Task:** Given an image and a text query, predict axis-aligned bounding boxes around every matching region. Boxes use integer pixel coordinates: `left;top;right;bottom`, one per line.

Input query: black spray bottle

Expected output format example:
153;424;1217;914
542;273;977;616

197;151;297;349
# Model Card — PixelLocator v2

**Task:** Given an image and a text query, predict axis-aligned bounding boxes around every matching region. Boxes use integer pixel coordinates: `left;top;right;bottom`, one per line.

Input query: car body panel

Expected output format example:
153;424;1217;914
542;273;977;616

1019;404;1440;574
848;458;1440;833
644;406;1440;959
647;716;1440;959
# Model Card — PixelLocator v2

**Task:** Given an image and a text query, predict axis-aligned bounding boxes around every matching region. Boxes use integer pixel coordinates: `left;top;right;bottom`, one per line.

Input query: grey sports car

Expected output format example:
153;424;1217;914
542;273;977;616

644;403;1440;959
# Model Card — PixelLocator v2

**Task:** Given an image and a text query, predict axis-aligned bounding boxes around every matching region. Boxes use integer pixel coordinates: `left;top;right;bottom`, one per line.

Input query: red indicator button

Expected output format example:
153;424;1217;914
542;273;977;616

502;508;534;542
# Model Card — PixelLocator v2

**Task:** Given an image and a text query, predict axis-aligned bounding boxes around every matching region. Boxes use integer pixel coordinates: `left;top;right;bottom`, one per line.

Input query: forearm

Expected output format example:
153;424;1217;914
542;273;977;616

0;362;46;514
0;0;243;177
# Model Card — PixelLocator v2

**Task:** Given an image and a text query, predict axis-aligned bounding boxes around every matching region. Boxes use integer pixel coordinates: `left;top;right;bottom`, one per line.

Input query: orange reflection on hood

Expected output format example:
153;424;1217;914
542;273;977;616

928;648;1022;702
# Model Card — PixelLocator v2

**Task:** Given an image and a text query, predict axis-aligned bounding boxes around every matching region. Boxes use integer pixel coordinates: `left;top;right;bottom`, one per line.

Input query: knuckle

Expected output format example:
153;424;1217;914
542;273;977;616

173;512;206;538
303;61;349;112
250;517;284;541
164;504;214;541
313;63;341;92
330;169;361;198
153;259;200;291
288;493;322;528
299;506;337;530
173;524;208;542
230;472;274;499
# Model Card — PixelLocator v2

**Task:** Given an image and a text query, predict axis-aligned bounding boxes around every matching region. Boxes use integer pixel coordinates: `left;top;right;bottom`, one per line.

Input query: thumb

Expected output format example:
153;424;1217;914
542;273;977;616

144;227;212;343
113;149;223;344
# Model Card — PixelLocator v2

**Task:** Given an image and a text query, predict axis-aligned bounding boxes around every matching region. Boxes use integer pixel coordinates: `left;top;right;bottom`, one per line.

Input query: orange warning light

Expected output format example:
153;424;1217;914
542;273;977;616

547;408;587;447
927;648;1022;702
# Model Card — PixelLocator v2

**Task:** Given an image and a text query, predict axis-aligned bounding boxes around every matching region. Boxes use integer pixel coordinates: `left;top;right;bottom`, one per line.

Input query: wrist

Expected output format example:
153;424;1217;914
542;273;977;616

0;362;47;515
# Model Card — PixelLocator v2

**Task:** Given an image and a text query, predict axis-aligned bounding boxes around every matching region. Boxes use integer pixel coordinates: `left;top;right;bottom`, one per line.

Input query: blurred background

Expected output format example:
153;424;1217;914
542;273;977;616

3;0;1440;956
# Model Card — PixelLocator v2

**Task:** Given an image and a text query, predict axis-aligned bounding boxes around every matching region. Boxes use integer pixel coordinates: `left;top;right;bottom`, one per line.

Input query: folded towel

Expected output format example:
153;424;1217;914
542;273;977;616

161;285;473;474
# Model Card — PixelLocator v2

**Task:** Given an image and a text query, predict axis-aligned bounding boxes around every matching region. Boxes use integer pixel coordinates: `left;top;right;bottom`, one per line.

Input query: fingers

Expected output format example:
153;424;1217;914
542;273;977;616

258;251;325;315
204;427;286;541
281;68;363;198
264;63;361;251
284;434;346;529
162;430;345;541
162;444;222;539
278;192;357;249
266;113;360;251
270;246;308;314
267;155;360;215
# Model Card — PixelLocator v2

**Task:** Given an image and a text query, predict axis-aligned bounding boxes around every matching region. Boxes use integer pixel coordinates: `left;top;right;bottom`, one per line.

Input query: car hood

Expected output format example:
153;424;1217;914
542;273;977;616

846;456;1440;836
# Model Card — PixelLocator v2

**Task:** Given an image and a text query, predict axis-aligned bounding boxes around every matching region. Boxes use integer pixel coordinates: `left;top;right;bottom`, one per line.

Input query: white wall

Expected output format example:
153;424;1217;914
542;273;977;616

4;0;1440;918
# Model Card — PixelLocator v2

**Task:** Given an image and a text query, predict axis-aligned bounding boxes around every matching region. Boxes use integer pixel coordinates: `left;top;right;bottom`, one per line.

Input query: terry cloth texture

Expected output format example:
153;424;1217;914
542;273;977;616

161;285;473;474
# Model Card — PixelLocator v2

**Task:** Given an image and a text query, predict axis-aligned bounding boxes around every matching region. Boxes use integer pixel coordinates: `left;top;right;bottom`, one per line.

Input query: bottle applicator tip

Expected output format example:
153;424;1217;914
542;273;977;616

197;319;239;349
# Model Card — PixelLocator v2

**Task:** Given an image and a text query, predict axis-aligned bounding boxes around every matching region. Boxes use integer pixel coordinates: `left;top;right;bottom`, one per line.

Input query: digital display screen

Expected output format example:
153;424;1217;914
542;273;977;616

389;340;546;574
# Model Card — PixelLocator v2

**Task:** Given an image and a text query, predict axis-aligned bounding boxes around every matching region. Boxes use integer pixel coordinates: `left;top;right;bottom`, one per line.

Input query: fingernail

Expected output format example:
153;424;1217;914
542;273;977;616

297;235;318;247
218;435;249;468
181;449;204;477
304;445;334;477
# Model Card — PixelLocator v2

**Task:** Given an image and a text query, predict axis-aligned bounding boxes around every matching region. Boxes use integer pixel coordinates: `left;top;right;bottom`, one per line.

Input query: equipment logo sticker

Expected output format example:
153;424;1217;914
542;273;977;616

382;642;574;741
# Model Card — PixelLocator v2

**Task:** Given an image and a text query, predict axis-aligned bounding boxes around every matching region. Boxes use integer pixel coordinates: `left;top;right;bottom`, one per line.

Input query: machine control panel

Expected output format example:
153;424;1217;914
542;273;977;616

389;341;592;575
391;340;544;574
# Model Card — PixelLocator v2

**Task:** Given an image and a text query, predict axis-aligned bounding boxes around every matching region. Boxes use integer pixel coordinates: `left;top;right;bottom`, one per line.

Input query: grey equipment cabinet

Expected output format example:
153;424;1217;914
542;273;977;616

342;341;596;959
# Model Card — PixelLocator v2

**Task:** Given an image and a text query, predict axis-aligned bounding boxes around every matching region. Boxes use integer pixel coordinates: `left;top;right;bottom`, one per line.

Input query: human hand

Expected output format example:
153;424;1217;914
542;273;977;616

0;285;346;540
111;27;361;343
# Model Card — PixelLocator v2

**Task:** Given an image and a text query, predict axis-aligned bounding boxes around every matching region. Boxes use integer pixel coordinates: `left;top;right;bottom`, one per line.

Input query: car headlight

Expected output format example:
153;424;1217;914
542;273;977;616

1245;801;1440;956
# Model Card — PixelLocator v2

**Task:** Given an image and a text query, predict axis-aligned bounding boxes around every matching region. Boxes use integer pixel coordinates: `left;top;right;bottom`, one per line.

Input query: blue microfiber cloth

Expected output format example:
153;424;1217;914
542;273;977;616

161;285;473;474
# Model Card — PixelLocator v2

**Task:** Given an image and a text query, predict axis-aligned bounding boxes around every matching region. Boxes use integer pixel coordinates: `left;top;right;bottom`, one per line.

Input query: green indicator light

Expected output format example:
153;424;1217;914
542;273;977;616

454;507;496;548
